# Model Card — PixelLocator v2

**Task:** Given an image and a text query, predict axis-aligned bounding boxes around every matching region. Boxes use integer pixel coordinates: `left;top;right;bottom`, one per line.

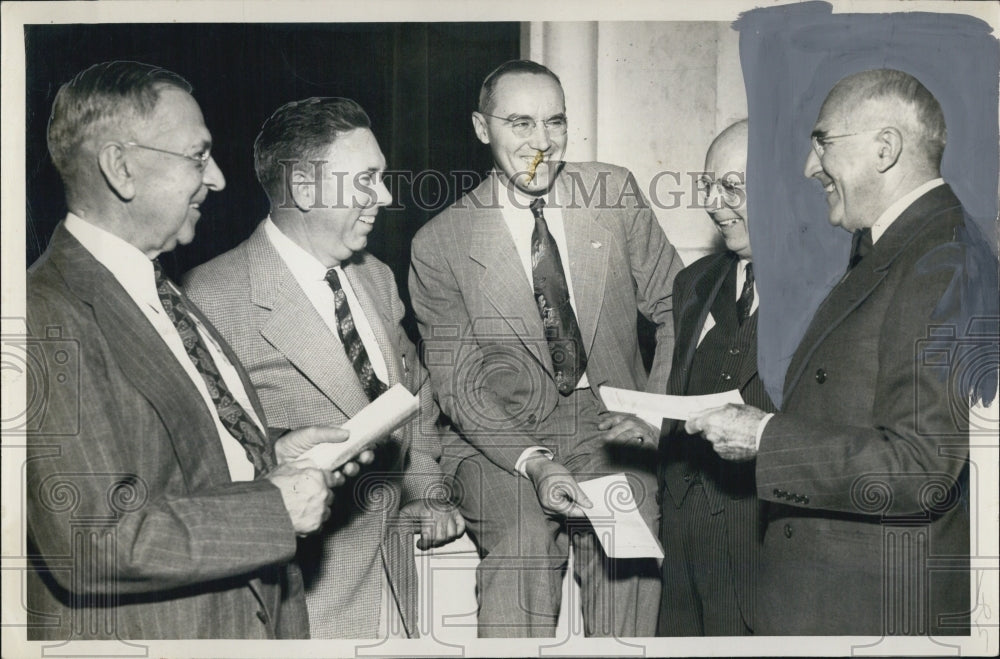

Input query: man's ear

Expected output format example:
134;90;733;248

874;127;903;173
289;168;316;211
472;112;491;145
97;142;136;201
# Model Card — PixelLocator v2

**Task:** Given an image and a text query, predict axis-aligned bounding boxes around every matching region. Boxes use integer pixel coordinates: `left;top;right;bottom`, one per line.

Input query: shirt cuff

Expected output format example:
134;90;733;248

515;446;554;478
755;413;775;450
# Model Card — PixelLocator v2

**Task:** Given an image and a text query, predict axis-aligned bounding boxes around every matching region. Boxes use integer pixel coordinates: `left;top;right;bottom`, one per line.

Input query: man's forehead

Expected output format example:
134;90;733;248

492;73;564;111
140;87;210;140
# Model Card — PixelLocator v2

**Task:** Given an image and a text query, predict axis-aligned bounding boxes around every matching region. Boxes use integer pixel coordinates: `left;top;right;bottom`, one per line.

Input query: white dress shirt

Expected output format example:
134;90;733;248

263;218;389;383
65;214;259;482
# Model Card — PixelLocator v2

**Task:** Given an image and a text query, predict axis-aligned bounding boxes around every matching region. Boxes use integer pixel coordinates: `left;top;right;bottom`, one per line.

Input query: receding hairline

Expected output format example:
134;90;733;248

705;119;748;167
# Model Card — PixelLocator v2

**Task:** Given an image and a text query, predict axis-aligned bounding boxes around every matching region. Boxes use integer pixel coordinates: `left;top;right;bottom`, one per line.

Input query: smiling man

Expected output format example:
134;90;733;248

26;61;360;640
639;120;776;636
684;69;992;635
185;97;464;638
409;60;683;637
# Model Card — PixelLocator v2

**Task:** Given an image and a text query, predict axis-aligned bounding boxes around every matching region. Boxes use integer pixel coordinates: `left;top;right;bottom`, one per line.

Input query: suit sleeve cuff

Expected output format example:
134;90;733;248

755;413;775;450
515;446;553;478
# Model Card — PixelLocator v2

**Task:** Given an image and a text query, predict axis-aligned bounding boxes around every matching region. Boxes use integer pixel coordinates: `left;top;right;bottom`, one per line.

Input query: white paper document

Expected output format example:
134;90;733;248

298;383;418;471
599;385;744;426
577;474;664;560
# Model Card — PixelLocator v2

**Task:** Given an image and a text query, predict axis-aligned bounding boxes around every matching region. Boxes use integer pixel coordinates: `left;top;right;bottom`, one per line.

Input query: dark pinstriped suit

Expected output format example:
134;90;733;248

657;251;775;636
26;225;307;640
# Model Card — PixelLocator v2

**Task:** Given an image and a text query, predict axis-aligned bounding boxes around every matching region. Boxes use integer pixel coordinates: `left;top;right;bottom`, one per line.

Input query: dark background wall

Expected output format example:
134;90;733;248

25;23;520;319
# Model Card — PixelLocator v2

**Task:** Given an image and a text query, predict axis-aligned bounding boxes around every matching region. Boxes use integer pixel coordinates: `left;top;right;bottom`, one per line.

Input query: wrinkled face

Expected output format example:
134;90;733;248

472;73;568;195
804;97;881;232
702;138;750;258
293;128;391;266
127;87;225;257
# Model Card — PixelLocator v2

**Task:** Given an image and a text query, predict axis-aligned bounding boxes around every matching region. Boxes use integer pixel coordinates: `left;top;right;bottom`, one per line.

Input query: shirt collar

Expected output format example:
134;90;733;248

264;216;336;281
63;212;158;307
870;178;944;244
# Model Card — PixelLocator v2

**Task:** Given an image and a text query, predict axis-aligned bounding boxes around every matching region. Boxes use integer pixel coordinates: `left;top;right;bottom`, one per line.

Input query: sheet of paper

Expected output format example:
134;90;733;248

599;385;744;425
577;474;663;559
298;383;418;471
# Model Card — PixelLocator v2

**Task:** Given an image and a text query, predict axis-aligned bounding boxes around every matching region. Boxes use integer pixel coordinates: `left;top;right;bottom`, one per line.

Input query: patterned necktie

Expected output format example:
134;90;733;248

325;268;388;401
848;228;873;270
152;260;274;475
530;198;588;395
736;261;755;323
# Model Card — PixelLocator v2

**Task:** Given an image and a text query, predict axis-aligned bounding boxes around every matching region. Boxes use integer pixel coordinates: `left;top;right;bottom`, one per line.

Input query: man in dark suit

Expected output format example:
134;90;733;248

26;61;362;640
656;119;774;635
185;97;464;638
687;69;994;635
409;60;683;637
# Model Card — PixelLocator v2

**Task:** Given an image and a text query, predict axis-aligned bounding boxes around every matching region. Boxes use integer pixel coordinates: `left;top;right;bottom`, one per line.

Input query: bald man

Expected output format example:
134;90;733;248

686;70;989;635
608;121;774;635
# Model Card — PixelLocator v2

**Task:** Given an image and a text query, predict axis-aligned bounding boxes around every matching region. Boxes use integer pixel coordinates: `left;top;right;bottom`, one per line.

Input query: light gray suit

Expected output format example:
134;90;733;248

185;221;447;638
409;162;683;636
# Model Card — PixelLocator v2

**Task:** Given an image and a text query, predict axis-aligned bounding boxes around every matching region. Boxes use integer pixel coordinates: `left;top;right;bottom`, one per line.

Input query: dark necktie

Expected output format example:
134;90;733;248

530;198;587;395
736;261;755;323
848;228;873;270
153;260;274;475
325;268;388;402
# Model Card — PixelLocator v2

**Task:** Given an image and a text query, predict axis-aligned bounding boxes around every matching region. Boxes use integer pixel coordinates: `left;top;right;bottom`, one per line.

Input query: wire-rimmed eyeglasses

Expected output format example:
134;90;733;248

123;141;212;170
479;112;568;138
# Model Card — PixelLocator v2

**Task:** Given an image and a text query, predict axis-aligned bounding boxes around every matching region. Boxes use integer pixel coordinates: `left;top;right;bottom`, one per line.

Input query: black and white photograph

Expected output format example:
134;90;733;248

2;1;998;657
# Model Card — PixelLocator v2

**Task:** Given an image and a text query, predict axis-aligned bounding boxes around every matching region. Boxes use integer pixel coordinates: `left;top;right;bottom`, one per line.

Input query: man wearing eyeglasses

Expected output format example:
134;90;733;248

685;69;993;634
409;59;683;637
609;120;775;636
25;61;366;639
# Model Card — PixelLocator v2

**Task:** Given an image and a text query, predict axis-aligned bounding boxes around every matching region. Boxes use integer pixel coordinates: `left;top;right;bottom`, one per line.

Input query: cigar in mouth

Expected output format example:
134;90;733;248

526;150;544;183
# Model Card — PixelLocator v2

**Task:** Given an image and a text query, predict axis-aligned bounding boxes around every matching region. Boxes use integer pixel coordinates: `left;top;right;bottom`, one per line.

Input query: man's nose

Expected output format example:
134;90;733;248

526;121;552;151
803;148;822;179
373;178;392;207
202;156;226;191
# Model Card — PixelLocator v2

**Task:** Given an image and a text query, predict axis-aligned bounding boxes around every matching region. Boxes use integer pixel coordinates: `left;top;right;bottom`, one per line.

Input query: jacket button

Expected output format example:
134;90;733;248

784;524;793;538
256;610;269;624
729;347;740;355
815;368;827;384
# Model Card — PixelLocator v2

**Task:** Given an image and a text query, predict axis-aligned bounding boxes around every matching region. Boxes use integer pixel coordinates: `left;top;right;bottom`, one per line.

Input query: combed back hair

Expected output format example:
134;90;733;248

833;69;947;166
254;97;371;203
47;61;192;184
478;60;562;114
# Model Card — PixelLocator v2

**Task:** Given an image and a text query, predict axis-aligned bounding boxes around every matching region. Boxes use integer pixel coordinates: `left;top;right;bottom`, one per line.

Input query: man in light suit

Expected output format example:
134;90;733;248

185;97;464;639
654;120;774;635
26;61;359;640
408;60;683;637
687;69;995;635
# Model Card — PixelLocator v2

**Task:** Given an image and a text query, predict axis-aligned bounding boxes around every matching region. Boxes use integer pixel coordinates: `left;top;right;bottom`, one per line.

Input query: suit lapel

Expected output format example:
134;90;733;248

247;225;369;419
560;167;612;359
466;177;551;372
50;225;231;490
671;253;735;395
783;185;961;398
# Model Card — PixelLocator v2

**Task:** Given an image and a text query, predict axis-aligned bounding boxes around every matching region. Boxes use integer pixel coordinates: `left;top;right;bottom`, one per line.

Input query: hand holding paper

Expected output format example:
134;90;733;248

298;383;419;471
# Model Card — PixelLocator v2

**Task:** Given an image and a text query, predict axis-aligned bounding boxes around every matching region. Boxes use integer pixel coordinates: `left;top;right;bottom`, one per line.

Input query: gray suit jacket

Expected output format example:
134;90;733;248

26;224;306;640
409;162;682;472
185;221;447;638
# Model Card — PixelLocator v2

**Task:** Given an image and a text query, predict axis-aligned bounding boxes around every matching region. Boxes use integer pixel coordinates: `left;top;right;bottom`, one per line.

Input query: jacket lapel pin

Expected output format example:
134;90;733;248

591;240;602;249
